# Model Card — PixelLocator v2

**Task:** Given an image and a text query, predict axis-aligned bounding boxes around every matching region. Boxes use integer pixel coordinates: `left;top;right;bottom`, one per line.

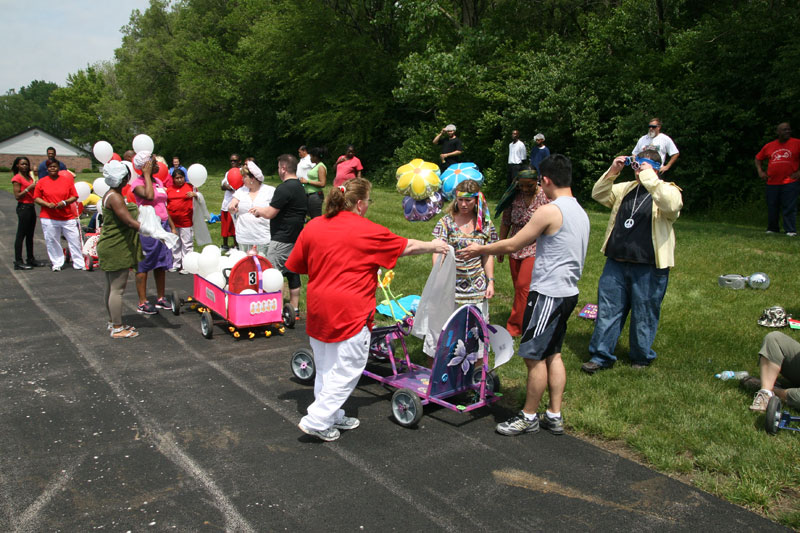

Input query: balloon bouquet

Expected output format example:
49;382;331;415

396;159;484;221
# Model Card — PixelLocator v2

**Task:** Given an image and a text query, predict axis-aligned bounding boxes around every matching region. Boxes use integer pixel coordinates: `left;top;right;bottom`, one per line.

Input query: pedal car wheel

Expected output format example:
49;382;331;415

290;349;315;384
200;310;213;339
84;254;94;271
283;304;296;329
467;369;501;403
765;395;782;435
170;290;181;316
391;388;423;427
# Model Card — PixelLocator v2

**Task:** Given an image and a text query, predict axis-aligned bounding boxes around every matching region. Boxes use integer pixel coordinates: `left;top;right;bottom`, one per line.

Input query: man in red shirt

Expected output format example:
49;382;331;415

755;122;800;236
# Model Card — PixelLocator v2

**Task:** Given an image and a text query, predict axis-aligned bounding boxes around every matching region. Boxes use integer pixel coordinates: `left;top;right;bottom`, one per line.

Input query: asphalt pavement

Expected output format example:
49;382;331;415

0;191;786;532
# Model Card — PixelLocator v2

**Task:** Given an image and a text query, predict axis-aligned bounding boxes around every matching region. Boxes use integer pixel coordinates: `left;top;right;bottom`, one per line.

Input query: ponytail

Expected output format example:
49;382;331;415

324;178;371;218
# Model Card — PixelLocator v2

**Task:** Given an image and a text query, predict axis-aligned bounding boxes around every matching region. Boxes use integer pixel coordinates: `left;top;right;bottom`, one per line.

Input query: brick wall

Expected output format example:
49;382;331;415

0;154;92;172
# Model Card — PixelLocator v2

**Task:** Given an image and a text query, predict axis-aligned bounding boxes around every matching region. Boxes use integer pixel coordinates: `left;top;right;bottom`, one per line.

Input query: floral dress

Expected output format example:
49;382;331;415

501;188;550;260
432;214;499;305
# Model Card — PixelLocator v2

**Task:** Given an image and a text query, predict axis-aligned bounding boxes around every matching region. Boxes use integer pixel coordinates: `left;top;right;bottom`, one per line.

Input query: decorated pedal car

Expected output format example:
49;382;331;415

173;253;294;340
290;304;513;427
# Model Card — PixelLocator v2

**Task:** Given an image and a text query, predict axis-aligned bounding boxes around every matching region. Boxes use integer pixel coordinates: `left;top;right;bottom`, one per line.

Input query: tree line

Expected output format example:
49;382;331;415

2;0;798;210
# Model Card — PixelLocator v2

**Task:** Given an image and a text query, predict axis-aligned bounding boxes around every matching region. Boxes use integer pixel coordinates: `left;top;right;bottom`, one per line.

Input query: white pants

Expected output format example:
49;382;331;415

41;218;83;269
300;327;370;431
171;227;194;269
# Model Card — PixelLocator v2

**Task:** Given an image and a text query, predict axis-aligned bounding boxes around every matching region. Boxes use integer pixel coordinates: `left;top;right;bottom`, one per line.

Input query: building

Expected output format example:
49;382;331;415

0;127;91;171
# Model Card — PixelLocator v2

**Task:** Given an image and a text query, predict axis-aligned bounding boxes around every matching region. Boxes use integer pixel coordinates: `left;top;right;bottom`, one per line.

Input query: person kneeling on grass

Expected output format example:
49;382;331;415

285;178;449;442
459;155;590;436
743;331;800;412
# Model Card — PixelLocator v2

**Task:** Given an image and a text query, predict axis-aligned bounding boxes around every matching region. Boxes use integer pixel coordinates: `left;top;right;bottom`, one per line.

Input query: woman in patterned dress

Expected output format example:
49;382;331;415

432;179;498;318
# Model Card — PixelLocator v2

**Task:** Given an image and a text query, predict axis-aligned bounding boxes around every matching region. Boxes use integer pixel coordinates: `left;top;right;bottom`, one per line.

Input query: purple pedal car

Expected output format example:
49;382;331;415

290;304;511;427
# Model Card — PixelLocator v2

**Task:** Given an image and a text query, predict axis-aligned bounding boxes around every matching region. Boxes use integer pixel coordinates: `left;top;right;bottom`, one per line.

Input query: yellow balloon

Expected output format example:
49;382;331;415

396;159;441;200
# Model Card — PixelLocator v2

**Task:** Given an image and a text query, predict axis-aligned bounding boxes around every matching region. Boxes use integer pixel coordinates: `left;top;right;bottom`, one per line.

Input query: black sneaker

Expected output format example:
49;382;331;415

496;412;539;436
539;413;564;435
14;261;33;270
137;302;158;315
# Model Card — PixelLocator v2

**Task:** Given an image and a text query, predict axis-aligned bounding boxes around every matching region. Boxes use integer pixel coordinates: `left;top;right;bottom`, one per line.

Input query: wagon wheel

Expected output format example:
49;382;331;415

200;310;213;339
765;395;782;435
283;304;296;329
170;290;181;316
84;254;94;271
391;388;423;427
467;369;501;403
290;349;316;384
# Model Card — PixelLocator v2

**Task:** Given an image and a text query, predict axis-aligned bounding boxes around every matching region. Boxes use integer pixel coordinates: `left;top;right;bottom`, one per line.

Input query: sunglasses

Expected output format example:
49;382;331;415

648;124;659;128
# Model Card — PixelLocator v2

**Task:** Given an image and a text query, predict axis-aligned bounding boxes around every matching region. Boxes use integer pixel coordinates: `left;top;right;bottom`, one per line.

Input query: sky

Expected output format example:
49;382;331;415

0;0;152;94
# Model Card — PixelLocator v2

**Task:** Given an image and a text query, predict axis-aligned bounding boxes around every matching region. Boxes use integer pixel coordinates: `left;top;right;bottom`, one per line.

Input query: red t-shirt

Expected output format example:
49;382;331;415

333;156;364;187
286;211;408;343
756;138;800;185
167;183;195;227
11;173;35;204
33;173;78;220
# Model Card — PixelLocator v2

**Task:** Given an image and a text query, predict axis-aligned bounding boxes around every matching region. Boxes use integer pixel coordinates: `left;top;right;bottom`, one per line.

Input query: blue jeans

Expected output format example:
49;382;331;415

588;258;670;367
765;181;799;233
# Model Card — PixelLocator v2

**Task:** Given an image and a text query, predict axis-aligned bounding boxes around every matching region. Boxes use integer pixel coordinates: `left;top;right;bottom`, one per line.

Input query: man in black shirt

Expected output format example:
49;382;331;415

432;124;463;171
582;149;683;374
251;154;308;318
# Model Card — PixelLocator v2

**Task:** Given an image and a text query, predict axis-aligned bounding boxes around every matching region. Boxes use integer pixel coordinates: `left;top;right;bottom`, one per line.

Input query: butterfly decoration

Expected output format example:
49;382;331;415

448;339;479;374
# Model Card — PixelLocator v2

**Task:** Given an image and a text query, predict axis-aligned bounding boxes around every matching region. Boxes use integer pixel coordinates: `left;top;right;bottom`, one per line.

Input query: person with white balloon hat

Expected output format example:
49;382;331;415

227;161;274;257
130;150;174;314
33;159;84;271
286;177;449;442
582;149;683;374
97;160;143;338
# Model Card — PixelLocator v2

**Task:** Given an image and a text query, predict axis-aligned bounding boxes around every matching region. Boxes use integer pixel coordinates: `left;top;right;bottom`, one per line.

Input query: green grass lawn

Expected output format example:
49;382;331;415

3;170;799;527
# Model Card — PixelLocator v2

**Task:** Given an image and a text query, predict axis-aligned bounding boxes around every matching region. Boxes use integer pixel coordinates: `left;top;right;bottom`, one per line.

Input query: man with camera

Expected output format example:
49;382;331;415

581;151;683;374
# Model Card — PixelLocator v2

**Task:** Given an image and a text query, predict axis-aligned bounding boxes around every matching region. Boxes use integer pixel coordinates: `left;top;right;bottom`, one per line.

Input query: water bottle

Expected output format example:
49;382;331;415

714;370;749;380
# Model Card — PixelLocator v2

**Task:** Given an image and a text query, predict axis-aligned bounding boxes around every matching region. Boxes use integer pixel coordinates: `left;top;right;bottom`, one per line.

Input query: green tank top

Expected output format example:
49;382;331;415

304;162;326;194
97;195;144;272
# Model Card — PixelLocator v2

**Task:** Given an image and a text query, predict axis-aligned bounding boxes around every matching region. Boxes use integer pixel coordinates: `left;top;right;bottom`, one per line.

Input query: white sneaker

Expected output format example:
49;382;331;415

787;232;797;237
749;389;772;412
298;423;340;441
333;416;360;431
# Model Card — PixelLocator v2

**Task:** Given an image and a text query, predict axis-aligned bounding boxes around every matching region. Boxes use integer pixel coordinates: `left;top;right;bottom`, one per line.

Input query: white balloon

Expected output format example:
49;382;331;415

228;250;247;263
240;288;257;295
92;141;114;164
183;251;201;274
187;163;208;188
75;181;91;203
132;134;154;153
206;271;226;289
202;244;221;258
93;177;110;197
218;255;236;272
198;253;219;276
261;268;284;293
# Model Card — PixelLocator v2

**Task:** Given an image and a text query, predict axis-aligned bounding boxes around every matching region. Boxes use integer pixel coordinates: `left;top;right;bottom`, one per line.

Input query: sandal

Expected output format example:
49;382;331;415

110;327;139;339
107;322;137;332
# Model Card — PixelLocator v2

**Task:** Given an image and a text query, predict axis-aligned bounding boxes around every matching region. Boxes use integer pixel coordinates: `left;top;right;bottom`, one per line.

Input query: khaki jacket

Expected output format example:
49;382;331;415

592;167;683;269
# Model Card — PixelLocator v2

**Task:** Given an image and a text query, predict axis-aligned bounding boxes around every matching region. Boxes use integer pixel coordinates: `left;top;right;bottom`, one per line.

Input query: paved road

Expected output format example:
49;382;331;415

0;192;785;531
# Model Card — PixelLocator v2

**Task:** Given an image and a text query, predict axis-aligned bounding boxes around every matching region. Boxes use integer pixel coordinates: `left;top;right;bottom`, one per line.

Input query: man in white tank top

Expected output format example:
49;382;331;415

460;155;589;436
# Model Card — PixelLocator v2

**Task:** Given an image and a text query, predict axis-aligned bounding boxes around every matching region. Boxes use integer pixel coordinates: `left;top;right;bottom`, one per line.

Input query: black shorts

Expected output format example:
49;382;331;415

518;291;578;360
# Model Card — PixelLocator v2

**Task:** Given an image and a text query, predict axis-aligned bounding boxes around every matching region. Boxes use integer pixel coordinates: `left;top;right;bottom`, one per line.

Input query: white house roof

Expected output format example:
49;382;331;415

0;127;88;156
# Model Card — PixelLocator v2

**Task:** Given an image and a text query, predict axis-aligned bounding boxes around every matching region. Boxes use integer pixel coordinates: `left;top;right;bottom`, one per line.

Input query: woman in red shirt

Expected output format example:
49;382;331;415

286;178;448;441
11;157;47;270
333;145;364;187
33;159;84;272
